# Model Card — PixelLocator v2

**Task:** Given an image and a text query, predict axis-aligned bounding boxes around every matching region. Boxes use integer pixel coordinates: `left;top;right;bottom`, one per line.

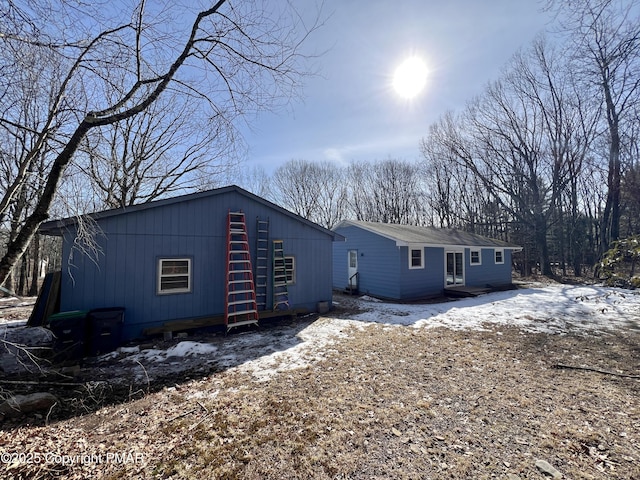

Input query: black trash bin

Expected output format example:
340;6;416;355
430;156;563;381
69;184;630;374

47;310;89;361
86;307;125;356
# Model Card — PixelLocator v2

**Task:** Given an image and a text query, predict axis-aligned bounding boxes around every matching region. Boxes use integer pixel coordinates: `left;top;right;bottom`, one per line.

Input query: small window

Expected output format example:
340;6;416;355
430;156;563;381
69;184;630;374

285;256;296;284
349;251;357;268
494;249;504;264
470;249;481;265
409;248;424;269
158;258;191;294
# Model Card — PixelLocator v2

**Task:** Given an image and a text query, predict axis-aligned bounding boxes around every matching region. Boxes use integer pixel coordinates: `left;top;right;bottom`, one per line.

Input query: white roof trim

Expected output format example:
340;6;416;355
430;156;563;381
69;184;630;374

335;220;522;250
398;241;522;251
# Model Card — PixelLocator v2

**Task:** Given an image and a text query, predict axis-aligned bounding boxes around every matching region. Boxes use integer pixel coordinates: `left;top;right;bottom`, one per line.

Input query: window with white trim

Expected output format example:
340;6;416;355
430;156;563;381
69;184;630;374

494;249;504;264
157;258;192;294
409;248;424;269
285;256;296;284
470;249;481;265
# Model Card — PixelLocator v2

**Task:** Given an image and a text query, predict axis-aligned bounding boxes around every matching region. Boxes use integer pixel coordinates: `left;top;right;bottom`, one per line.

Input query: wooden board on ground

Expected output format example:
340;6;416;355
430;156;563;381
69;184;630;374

27;271;61;327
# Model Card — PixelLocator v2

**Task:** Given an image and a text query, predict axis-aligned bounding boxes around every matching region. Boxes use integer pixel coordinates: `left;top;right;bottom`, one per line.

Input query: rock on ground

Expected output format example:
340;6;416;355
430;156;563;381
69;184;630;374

0;392;59;418
535;459;563;478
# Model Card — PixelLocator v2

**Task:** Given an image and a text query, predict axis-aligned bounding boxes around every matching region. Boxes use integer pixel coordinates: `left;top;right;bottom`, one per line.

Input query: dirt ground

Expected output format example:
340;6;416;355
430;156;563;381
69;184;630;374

1;291;639;479
0;297;36;322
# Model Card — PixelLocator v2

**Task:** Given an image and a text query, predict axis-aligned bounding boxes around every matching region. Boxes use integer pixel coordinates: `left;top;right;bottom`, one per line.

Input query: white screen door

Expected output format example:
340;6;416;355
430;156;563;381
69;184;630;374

348;250;358;288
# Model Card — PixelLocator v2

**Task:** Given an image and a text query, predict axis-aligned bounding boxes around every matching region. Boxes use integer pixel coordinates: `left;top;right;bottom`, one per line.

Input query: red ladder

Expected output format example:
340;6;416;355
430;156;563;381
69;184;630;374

225;211;259;331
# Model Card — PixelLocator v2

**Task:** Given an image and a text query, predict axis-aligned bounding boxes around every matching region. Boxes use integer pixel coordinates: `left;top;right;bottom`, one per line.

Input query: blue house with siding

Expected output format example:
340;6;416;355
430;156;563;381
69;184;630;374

332;220;521;300
39;185;341;341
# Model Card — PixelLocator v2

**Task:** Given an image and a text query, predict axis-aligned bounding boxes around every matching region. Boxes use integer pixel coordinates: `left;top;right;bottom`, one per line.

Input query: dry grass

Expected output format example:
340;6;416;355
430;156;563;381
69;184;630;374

1;310;639;479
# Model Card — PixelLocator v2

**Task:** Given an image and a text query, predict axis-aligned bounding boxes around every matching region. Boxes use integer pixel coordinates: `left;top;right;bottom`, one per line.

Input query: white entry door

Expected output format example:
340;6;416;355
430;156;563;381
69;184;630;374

348;250;358;288
445;251;464;287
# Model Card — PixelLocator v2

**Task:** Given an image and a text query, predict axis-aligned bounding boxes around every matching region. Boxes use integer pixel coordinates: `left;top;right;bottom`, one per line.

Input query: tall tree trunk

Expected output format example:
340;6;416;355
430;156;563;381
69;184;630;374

17;255;27;295
600;74;622;253
570;176;582;276
535;215;553;276
29;234;41;297
0;120;92;287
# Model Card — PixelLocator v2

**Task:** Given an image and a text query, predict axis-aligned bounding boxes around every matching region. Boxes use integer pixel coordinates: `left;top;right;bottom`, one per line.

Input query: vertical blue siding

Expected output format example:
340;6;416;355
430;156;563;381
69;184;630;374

59;190;335;340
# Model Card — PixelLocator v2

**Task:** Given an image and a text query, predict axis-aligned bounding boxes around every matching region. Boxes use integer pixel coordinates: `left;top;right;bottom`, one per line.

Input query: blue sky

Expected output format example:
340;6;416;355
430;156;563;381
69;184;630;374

239;1;553;172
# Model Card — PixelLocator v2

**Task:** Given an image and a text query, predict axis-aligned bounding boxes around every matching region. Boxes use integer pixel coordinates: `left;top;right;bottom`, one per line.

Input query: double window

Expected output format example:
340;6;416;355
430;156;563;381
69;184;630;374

157;258;192;294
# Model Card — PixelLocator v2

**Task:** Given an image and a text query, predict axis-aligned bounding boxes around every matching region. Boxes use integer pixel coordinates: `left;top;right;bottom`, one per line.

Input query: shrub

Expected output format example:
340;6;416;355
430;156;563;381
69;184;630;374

598;236;640;288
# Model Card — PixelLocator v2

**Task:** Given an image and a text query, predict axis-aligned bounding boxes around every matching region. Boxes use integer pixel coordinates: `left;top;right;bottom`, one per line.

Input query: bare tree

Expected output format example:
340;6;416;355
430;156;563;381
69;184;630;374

79;92;238;209
312;162;347;229
347;159;426;225
547;0;640;250
0;0;322;287
271;159;347;228
233;164;272;199
0;39;61;291
272;159;321;219
421;114;497;232
421;39;597;276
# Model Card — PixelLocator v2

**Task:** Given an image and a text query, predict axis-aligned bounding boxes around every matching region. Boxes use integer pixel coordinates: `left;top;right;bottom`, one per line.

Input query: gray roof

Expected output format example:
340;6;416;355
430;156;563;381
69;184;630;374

334;220;520;249
39;185;343;241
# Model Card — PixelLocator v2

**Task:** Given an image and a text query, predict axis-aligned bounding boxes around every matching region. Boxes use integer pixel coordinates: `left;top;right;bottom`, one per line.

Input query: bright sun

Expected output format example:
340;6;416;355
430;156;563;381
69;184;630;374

392;56;429;99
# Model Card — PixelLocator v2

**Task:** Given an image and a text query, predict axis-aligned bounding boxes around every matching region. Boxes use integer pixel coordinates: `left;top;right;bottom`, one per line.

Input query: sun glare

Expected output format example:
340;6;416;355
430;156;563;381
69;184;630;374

392;56;428;99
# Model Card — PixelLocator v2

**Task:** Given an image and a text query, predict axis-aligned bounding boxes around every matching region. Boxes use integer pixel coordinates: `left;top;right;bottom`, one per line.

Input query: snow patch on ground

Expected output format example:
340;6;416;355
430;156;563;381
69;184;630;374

350;285;640;334
224;285;640;381
6;285;639;384
124;341;218;364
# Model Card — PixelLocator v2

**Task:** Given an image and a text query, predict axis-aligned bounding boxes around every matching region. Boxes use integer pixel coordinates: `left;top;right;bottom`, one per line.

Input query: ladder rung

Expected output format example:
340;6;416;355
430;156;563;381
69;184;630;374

229;289;255;295
229;280;253;285
228;300;256;307
227;320;259;329
228;270;253;275
228;309;257;316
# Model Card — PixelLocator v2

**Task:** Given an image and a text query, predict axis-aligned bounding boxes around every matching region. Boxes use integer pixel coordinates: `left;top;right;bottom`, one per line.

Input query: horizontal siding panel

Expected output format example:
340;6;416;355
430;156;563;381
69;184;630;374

465;248;514;287
399;246;446;298
333;226;400;299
